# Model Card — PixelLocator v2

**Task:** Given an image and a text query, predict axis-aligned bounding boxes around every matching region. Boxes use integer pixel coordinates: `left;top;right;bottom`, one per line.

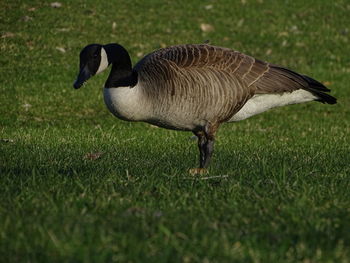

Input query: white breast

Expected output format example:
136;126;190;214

229;89;317;122
103;84;150;121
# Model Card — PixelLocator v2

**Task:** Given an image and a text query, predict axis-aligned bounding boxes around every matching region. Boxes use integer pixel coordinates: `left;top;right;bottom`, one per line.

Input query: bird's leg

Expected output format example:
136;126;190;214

202;137;215;168
201;122;218;168
189;122;219;175
189;131;208;175
196;131;207;168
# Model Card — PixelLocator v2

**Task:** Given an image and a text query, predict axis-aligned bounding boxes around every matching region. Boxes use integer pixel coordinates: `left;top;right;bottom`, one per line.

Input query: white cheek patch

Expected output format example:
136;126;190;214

96;47;109;74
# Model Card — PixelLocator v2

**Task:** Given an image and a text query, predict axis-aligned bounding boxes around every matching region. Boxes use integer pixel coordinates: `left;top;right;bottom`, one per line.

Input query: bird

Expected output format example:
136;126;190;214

73;43;337;174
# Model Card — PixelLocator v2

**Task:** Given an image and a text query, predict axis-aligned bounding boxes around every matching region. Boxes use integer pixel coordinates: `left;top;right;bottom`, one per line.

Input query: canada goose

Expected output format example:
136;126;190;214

73;43;336;174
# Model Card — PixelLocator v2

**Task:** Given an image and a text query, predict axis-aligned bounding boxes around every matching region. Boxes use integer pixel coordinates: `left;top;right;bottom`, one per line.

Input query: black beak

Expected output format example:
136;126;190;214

73;66;92;89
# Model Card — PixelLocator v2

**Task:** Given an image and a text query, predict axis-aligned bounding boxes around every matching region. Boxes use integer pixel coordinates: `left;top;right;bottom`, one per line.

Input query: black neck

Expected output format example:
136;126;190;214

104;44;138;88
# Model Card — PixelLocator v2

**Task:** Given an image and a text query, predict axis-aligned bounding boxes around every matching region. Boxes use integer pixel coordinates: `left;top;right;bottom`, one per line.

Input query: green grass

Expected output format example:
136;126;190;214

1;0;350;262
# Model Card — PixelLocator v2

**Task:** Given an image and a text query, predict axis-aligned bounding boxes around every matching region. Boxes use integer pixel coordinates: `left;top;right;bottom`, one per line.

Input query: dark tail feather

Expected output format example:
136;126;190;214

308;87;337;104
271;66;337;105
301;75;337;104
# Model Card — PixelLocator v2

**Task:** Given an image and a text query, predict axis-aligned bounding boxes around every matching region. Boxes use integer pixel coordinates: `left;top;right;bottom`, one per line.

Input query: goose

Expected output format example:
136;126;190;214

73;43;337;174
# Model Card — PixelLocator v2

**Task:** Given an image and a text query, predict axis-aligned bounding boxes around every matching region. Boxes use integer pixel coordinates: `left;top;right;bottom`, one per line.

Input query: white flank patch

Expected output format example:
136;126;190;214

96;47;109;74
229;89;317;122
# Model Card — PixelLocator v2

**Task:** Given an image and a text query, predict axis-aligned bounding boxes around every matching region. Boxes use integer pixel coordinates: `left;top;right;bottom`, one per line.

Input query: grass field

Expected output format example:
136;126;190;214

1;0;350;262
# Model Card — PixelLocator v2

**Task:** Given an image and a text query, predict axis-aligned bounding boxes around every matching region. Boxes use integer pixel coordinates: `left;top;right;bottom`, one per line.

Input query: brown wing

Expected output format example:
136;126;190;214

135;44;335;119
140;44;309;93
144;44;335;103
135;45;254;123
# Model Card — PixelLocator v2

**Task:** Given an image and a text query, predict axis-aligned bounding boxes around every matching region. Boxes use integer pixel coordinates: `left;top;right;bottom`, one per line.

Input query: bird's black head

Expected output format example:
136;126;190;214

73;43;109;89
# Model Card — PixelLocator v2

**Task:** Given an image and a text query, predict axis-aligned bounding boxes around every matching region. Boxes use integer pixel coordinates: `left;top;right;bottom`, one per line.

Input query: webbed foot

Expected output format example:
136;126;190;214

188;168;209;175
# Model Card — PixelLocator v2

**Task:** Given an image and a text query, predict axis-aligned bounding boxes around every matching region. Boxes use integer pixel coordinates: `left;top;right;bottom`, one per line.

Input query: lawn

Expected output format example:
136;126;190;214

1;0;350;262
